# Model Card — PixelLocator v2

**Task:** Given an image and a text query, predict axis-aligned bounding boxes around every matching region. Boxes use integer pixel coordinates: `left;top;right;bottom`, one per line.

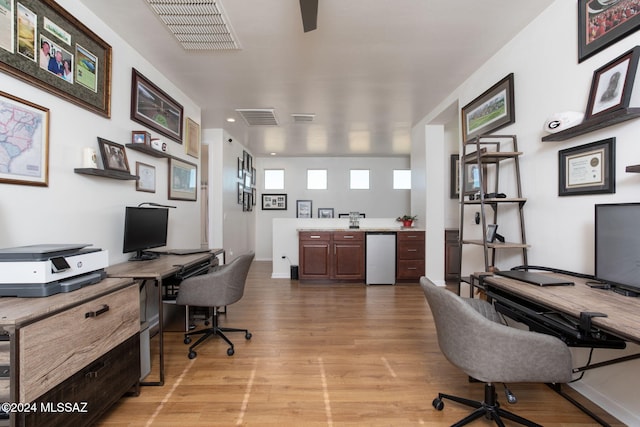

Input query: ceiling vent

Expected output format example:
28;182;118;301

146;0;240;50
291;113;315;123
236;109;279;126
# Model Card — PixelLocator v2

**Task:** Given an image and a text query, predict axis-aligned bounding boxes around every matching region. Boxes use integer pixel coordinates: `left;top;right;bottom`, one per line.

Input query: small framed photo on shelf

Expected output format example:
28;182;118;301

296;200;312;218
558;138;615;196
97;137;130;173
136;162;155;193
318;208;334;218
262;194;287;210
132;130;151;146
486;224;498;243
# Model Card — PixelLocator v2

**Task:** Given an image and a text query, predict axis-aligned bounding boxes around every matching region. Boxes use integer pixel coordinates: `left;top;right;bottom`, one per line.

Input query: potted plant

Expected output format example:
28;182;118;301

396;215;417;228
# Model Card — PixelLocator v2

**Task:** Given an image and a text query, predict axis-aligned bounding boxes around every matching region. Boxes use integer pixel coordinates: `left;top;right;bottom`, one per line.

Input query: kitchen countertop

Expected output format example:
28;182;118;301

297;228;425;232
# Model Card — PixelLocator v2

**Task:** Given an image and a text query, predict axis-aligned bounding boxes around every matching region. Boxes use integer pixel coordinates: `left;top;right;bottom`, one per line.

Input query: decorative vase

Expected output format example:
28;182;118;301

402;220;413;228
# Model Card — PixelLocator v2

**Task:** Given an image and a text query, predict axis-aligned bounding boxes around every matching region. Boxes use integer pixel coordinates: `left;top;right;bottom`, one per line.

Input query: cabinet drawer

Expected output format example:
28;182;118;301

299;231;331;241
333;231;363;241
397;241;425;259
397;260;425;279
18;285;139;402
397;231;425;242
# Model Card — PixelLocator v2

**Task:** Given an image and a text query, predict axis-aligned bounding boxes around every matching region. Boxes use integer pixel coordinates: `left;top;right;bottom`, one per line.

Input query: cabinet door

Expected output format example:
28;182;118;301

299;241;331;279
444;229;461;281
332;242;364;280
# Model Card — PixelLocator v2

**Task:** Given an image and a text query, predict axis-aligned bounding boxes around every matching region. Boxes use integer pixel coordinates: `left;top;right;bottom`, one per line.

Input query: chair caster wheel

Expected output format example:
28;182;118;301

184;337;192;345
245;332;252;340
188;350;197;359
432;397;444;411
227;347;235;356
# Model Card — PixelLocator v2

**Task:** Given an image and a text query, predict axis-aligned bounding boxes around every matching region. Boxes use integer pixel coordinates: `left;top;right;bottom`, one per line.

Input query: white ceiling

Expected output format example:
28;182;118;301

78;0;554;157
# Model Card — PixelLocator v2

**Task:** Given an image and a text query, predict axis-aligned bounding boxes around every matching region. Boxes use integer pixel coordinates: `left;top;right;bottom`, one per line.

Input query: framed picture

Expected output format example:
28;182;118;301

97;137;129;173
338;213;366;218
558;138;615;196
461;73;515;142
463;162;487;196
185;117;200;158
585;46;640;120
243;191;252;212
450;154;460;199
262;194;287;210
318;208;334;218
237;157;243;178
0;91;49;186
0;0;111;117
135;162;155;193
238;183;244;204
252;188;256;206
132;130;151;146
243;169;252;191
578;1;640;63
486;224;498;243
168;157;197;201
131;68;183;143
296;200;312;218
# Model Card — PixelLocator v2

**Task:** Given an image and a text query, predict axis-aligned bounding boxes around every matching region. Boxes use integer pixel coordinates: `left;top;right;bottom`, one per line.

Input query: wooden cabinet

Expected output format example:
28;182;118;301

444;229;460;282
299;231;364;281
396;231;425;281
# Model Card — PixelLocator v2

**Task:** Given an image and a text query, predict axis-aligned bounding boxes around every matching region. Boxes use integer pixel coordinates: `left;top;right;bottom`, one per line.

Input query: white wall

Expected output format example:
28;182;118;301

255;156;411;261
0;0;201;265
418;1;640;423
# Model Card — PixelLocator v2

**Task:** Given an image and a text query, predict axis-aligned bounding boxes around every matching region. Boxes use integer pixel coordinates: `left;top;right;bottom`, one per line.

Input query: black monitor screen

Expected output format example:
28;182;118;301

123;207;169;260
595;203;640;294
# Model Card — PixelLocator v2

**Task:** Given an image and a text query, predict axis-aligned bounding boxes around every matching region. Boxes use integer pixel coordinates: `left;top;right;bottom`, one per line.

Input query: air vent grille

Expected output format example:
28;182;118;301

146;0;240;50
236;109;279;126
292;113;315;123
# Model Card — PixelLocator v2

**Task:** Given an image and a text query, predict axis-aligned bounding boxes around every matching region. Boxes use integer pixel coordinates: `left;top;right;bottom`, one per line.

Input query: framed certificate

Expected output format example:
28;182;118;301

558;138;615;196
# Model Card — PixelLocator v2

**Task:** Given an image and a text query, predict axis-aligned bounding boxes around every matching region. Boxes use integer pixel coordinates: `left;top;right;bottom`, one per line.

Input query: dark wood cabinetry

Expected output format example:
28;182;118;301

299;231;364;281
396;231;425;281
444;229;460;282
332;232;365;280
299;232;332;280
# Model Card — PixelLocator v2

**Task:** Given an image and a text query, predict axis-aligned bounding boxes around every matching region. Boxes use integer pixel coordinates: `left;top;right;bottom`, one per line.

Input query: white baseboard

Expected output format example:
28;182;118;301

271;273;290;279
568;381;640;426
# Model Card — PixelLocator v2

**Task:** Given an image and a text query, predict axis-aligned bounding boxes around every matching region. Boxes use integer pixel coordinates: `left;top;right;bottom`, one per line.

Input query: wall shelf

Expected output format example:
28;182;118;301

126;143;172;159
542;108;640;142
74;168;138;180
626;165;640;173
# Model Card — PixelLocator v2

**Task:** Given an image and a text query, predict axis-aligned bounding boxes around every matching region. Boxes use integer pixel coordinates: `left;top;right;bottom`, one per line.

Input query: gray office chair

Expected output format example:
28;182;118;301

420;277;572;427
177;252;254;359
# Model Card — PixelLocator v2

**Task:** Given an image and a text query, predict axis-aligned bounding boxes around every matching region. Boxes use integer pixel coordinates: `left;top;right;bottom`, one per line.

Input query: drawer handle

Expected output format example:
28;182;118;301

310;235;322;239
343;235;354;239
407;249;417;252
86;360;107;378
85;304;110;318
407;267;417;270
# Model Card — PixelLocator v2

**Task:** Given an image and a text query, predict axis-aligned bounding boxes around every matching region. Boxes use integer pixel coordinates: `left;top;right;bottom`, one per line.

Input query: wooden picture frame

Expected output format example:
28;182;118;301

97;137;129;173
296;200;312;218
558;138;615;196
461;73;515;142
131;68;183;143
135;162;155;193
168;157;197;201
0;0;111;117
185;117;200;158
578;1;640;63
132;130;151;146
585;46;640;120
262;194;287;210
0;90;49;186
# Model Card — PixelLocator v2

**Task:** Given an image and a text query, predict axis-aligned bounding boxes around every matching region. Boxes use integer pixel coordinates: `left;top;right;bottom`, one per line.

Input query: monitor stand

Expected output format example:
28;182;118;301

129;250;161;261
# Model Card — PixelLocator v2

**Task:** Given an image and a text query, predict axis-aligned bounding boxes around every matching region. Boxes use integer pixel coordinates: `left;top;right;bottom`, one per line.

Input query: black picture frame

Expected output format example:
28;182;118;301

585;46;640;120
461;73;515;142
262;194;287;210
296;200;312;218
318;208;334;218
486;224;498;243
578;0;640;63
0;0;112;117
97;137;129;173
558;138;615;196
450;154;460;199
131;68;184;143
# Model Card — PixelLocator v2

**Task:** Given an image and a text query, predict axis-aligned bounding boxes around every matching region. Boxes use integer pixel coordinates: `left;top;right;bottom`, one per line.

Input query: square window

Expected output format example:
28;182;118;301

350;169;370;189
393;170;411;189
264;169;284;190
307;169;327;189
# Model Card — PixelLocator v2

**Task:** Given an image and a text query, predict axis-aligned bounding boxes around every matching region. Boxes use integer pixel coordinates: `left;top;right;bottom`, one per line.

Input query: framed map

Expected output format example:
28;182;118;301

0;90;49;186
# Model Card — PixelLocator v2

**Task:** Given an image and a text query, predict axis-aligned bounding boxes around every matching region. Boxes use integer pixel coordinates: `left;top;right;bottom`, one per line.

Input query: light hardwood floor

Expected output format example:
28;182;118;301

97;261;619;426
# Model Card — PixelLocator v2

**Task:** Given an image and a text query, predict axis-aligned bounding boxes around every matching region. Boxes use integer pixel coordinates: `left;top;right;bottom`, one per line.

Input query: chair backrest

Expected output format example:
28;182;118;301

420;277;572;384
177;252;254;307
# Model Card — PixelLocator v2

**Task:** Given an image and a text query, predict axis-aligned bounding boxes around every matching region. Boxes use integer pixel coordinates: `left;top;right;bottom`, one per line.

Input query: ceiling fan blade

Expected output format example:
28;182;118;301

299;0;318;32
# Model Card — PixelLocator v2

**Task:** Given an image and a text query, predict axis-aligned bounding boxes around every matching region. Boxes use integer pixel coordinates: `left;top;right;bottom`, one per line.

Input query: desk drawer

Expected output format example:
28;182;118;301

299;231;331;241
18;284;139;402
397;260;425;280
397;241;425;259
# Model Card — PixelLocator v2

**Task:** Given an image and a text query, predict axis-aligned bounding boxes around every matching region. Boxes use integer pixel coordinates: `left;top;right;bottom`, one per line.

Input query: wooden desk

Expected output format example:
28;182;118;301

107;250;223;386
481;273;640;344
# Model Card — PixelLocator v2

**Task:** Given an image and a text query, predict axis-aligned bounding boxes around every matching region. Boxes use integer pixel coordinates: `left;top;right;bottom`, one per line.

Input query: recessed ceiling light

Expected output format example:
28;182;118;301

226;117;236;123
270;152;276;156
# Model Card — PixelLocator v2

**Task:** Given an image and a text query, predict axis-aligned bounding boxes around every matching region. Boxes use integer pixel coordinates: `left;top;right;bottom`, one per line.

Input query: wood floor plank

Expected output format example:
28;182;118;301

96;261;621;426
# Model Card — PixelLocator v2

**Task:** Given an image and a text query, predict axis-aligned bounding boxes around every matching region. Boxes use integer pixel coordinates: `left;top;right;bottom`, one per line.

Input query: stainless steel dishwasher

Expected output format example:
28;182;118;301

365;232;396;285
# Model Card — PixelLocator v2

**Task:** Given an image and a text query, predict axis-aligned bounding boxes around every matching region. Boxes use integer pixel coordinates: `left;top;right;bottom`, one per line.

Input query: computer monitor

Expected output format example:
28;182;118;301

595;203;640;296
123;206;169;261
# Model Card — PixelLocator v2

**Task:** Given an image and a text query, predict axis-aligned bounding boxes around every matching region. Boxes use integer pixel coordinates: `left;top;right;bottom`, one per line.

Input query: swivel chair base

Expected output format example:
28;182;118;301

183;308;251;358
432;383;542;427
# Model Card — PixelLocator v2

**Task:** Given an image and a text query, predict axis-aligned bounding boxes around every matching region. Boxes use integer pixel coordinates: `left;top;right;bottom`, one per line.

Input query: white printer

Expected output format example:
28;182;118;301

0;244;109;297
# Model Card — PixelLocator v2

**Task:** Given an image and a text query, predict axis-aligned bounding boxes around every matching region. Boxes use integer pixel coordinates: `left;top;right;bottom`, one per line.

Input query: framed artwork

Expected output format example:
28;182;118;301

461;73;515;142
135;162;155;193
243;169;252;191
450;154;460;199
252;188;256;206
168;157;197;201
237;157;243;178
0;91;49;186
243;191;252;212
237;183;244;204
318;208;334;218
0;0;112;117
296;200;312;218
132;130;151;146
131;68;183;143
97;137;129;173
262;194;287;210
338;213;366;218
185;117;200;158
558;138;615;196
585;46;640;120
486;224;498;243
578;0;640;63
